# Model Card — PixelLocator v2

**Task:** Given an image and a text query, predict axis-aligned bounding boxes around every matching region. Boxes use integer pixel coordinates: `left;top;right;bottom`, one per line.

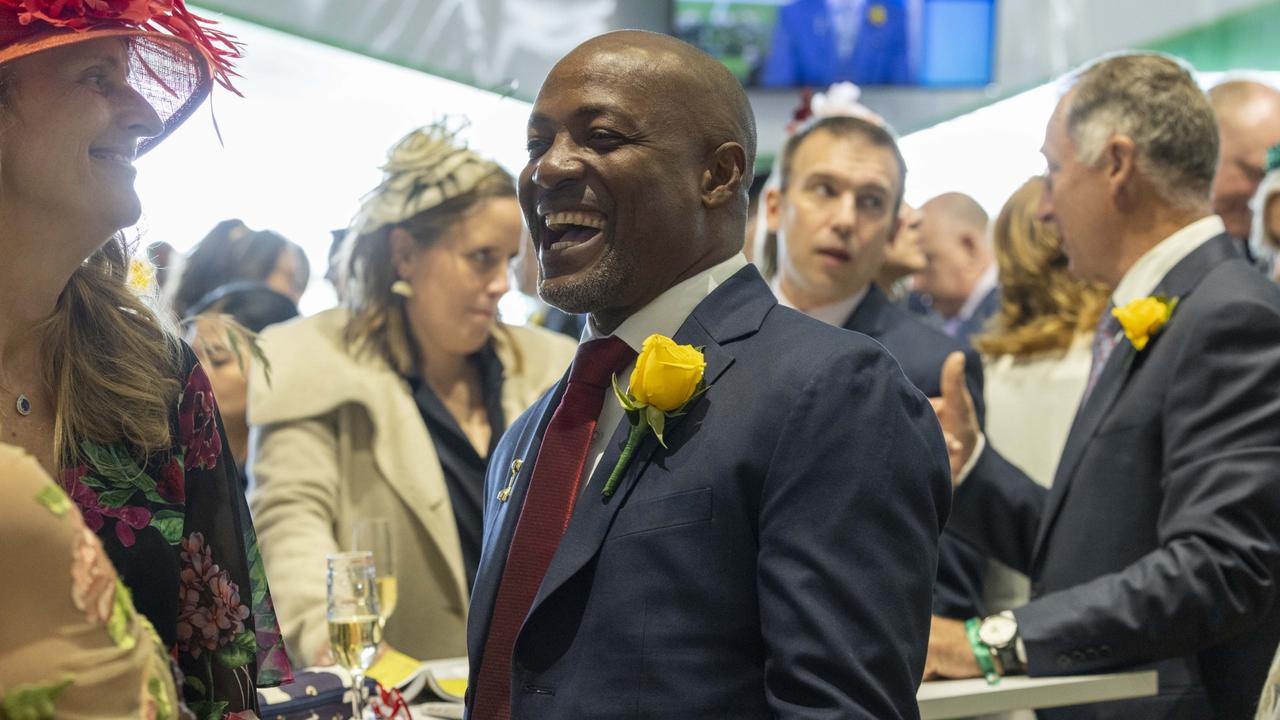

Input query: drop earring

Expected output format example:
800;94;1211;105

391;280;413;297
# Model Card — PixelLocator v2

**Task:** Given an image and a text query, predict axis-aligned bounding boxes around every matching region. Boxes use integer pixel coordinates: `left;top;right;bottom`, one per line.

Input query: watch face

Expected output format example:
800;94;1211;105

979;614;1017;648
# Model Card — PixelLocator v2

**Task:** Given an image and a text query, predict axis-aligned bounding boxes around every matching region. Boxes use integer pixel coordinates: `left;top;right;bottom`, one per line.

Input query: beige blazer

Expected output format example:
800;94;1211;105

247;308;575;664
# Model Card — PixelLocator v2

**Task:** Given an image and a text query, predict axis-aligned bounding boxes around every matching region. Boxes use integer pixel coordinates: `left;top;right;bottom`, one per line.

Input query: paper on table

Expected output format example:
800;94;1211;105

368;652;468;704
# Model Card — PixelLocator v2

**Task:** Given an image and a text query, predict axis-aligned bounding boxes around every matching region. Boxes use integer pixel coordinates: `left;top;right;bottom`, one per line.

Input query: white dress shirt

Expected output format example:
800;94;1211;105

1111;214;1224;306
769;276;868;328
944;262;999;335
576;254;749;493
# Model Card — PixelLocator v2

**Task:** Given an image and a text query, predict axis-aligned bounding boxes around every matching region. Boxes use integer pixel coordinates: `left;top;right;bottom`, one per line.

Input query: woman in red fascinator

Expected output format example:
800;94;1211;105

0;1;290;717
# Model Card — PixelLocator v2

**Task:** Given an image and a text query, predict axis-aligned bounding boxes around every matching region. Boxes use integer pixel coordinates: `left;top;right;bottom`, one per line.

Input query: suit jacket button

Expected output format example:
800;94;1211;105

1071;650;1086;663
1100;644;1113;657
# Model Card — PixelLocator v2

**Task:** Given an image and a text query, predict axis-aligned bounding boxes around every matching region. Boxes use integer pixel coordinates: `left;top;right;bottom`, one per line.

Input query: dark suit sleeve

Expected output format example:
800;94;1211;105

758;348;950;719
931;346;991;619
946;445;1048;575
1016;300;1280;675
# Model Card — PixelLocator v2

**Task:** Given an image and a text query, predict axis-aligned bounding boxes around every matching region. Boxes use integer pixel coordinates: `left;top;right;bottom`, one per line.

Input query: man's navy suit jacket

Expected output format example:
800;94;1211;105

843;283;989;619
950;235;1280;719
466;266;950;719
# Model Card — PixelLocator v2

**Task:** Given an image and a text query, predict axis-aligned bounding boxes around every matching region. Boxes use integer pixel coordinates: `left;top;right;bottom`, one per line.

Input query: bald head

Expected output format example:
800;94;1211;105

923;192;989;235
552;31;757;184
917;192;992;318
1208;79;1280;238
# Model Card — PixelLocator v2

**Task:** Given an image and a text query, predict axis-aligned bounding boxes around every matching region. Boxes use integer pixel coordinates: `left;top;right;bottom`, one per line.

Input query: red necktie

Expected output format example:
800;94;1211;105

471;336;636;719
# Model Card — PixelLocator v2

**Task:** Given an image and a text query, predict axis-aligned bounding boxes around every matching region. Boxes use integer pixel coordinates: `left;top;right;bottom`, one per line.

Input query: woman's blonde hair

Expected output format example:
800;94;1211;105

43;237;182;469
973;177;1110;357
342;169;517;375
0;64;180;470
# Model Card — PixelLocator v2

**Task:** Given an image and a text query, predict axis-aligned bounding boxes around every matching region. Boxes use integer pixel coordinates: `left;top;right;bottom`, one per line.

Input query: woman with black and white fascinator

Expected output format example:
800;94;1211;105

248;123;576;666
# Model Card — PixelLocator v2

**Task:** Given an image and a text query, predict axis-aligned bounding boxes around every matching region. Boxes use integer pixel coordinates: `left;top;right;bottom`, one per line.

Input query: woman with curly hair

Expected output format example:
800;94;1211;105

0;2;288;716
249;125;576;665
972;176;1110;620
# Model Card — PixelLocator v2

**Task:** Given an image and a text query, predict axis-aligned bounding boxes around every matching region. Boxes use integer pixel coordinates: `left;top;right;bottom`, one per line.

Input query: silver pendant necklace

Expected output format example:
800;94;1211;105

15;394;31;416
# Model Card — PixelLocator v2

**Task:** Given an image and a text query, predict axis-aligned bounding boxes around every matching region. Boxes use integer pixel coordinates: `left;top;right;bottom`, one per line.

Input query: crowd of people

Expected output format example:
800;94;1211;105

3;3;1280;720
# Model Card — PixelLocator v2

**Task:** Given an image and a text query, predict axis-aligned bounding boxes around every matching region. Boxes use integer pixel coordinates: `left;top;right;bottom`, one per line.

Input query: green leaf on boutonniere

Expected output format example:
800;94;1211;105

646;405;667;447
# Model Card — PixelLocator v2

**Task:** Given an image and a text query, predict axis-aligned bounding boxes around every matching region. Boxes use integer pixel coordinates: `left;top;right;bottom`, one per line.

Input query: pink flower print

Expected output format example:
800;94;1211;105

70;527;118;625
60;465;105;531
178;365;222;472
176;532;250;658
113;505;153;547
156;456;185;504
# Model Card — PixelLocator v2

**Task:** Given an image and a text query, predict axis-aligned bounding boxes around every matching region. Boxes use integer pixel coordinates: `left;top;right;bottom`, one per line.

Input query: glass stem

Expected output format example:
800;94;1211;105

351;669;364;719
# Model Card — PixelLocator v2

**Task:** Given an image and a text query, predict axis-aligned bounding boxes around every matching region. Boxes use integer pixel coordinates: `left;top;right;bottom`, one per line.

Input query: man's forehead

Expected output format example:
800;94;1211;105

795;132;900;186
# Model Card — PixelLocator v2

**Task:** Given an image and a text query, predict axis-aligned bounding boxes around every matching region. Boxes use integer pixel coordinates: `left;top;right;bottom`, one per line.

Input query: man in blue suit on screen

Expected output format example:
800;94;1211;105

465;29;950;720
762;0;914;87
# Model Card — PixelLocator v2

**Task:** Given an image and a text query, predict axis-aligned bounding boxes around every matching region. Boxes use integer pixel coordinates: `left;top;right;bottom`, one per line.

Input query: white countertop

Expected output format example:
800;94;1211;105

409;669;1159;719
918;671;1159;719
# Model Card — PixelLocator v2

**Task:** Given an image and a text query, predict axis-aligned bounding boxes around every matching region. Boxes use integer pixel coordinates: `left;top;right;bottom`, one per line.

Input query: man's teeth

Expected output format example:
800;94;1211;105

90;151;132;165
544;211;605;231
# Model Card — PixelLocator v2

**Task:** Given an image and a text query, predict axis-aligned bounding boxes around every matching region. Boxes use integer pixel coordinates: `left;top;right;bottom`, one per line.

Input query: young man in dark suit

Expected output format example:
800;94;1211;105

465;30;950;720
765;114;988;620
927;53;1280;720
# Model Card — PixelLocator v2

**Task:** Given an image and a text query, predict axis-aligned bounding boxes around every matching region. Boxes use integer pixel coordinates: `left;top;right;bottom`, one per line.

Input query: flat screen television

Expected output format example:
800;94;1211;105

673;0;996;88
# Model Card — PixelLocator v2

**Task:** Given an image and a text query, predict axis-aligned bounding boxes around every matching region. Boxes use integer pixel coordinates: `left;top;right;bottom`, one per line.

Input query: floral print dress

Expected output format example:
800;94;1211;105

58;346;291;719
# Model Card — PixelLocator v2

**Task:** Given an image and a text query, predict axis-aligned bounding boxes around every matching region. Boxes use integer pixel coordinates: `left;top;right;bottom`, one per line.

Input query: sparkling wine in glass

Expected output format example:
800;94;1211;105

352;518;397;626
327;551;381;719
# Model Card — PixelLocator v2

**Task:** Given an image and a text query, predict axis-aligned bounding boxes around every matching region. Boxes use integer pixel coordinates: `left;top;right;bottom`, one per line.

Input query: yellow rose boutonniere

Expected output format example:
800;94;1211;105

603;334;707;497
1112;295;1179;351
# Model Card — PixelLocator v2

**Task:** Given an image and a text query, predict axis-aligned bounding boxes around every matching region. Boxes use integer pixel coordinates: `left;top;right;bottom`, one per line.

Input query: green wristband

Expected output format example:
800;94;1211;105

965;617;1001;686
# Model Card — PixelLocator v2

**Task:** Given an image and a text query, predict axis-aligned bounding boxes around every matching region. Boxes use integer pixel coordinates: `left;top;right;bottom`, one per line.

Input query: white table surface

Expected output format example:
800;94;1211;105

410;670;1159;719
918;671;1158;719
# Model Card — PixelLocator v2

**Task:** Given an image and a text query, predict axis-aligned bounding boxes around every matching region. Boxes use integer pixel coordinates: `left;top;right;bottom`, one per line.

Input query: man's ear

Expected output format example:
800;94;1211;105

1105;135;1138;204
702;142;747;209
885;213;903;248
764;185;784;234
389;226;416;280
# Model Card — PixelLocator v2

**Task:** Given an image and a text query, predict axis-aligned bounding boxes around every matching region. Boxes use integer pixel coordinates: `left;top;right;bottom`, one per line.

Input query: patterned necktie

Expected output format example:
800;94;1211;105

471;336;636;720
1082;305;1122;405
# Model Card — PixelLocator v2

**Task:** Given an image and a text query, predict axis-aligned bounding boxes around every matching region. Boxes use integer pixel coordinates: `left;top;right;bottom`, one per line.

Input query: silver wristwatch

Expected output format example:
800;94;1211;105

978;610;1026;674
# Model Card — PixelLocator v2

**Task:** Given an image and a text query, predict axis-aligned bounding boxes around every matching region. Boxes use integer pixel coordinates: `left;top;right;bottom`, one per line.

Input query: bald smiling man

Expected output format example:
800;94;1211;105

465;31;950;720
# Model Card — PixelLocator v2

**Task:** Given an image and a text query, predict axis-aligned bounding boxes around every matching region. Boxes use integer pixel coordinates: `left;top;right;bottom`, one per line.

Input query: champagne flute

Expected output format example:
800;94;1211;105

327;551;381;719
352;518;397;627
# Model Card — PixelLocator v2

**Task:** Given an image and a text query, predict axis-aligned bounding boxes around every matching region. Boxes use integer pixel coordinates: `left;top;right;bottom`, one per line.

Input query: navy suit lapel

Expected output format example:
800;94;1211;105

1031;234;1241;561
526;265;775;621
467;377;565;666
841;284;889;337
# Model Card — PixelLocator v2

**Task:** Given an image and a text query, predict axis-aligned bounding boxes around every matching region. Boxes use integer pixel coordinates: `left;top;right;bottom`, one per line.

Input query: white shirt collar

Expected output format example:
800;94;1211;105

769;276;868;328
1111;215;1224;307
957;262;999;322
582;254;750;351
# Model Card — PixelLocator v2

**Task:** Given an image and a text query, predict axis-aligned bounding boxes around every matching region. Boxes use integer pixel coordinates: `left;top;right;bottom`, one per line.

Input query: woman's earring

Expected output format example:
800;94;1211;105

391;280;414;298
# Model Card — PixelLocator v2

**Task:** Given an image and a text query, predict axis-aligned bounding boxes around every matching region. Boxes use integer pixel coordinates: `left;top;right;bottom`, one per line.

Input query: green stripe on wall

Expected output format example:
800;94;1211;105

1148;0;1280;70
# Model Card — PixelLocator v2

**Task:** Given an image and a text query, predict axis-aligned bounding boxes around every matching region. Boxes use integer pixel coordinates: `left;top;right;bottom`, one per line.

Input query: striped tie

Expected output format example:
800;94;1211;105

1082;305;1122;405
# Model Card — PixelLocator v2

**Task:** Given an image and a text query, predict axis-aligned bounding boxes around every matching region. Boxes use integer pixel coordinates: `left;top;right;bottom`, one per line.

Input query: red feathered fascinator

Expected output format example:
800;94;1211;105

0;0;242;152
